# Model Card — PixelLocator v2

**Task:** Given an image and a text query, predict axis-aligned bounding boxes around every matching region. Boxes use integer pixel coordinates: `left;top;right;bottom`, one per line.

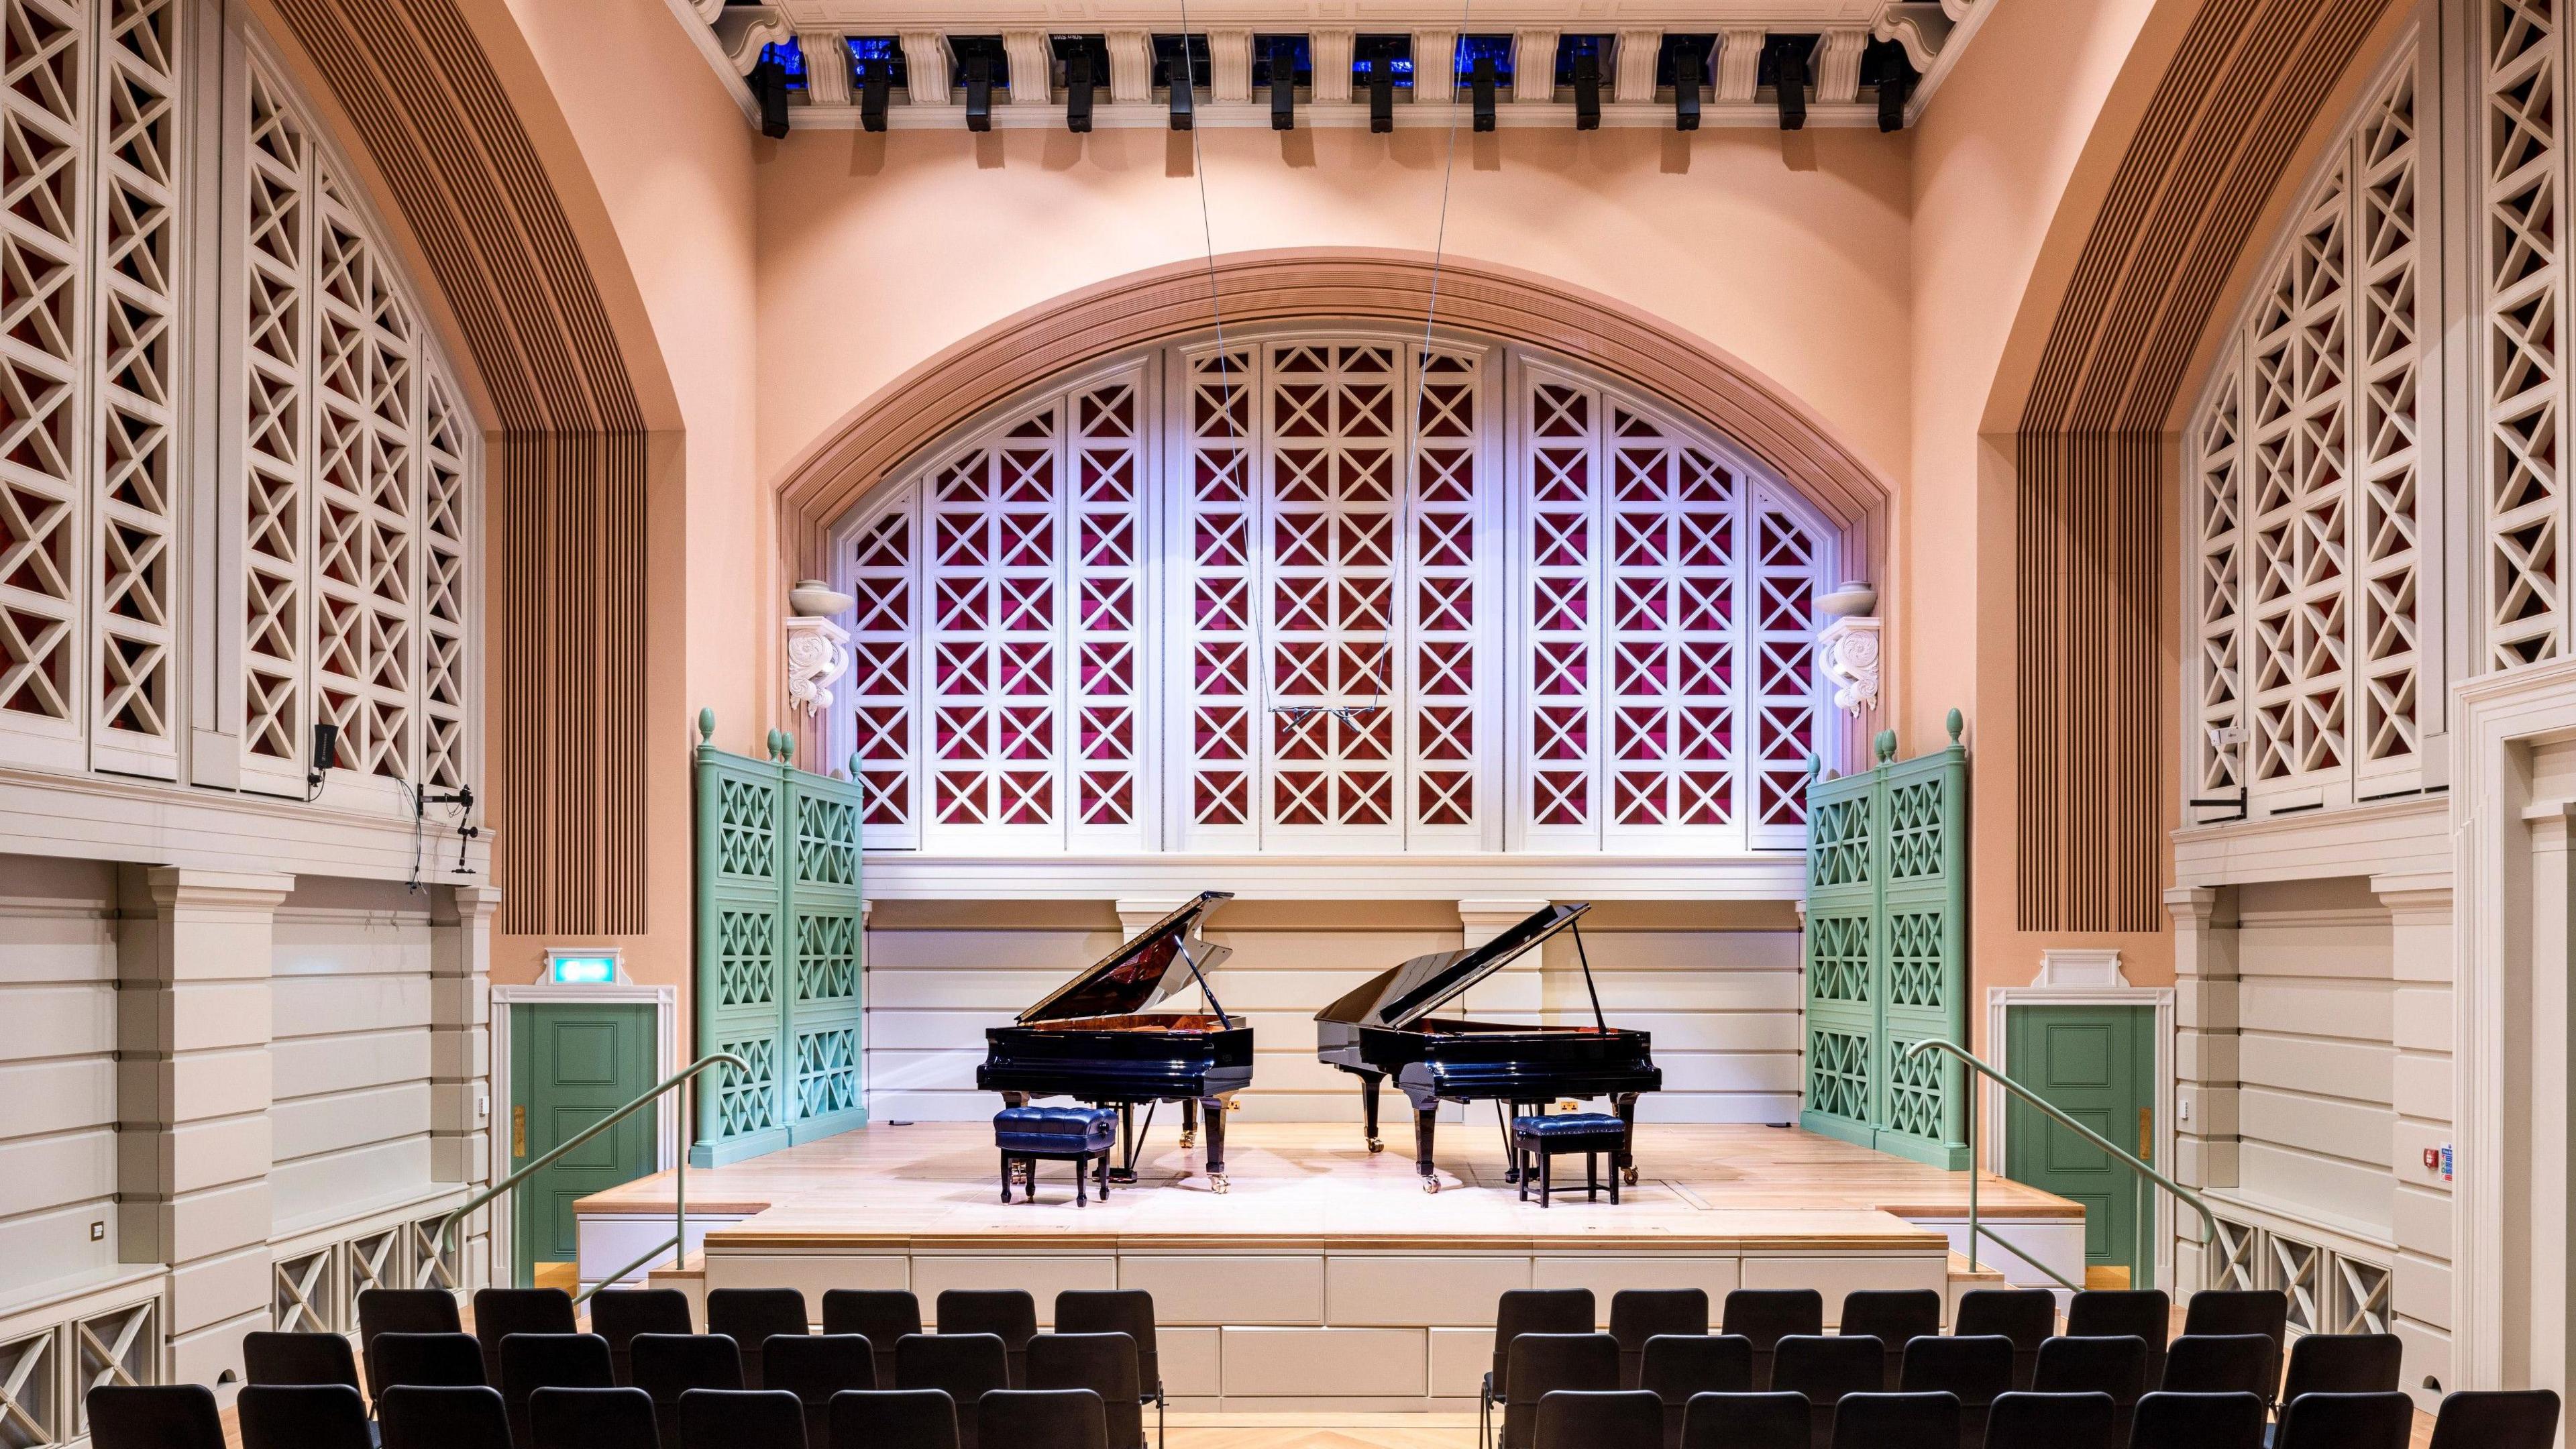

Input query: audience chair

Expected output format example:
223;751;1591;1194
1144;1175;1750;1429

629;1334;744;1449
1484;1289;1597;1446
2157;1334;2277;1399
87;1384;226;1449
1503;1333;1622;1449
1771;1336;1886;1449
1679;1391;1810;1449
1952;1290;2055;1390
2180;1292;2288;1358
243;1330;365;1393
897;1333;1010;1449
359;1288;465;1396
2279;1332;2404;1403
978;1388;1109;1449
705;1289;809;1389
2068;1291;2171;1389
763;1334;873;1448
372;1332;488;1392
1985;1391;2114;1449
529;1385;658;1449
237;1384;372;1449
1899;1334;2015;1449
2426;1389;2561;1449
2032;1332;2147;1447
1826;1391;1959;1449
676;1388;806;1449
2272;1390;2414;1449
590;1290;694;1387
824;1289;922;1392
499;1332;614;1449
829;1388;961;1449
1642;1335;1755;1449
1057;1290;1165;1444
376;1385;513;1449
1839;1291;1942;1390
1534;1389;1665;1449
936;1290;1040;1389
475;1287;580;1387
2130;1391;2267;1449
1610;1290;1711;1389
1721;1289;1825;1391
1028;1332;1145;1449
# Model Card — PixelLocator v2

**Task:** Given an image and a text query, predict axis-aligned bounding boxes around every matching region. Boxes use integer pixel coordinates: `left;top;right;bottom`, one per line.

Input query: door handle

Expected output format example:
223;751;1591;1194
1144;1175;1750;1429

513;1105;527;1159
2137;1107;2152;1164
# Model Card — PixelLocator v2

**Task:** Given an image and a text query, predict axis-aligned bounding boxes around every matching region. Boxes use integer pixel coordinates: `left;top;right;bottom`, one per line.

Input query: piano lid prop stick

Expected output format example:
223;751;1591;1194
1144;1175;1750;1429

1174;938;1234;1031
1569;918;1609;1032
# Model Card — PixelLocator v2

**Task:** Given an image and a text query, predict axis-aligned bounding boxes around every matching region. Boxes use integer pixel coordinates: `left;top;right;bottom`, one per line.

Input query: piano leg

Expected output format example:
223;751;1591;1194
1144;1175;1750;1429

1359;1073;1385;1153
1108;1103;1140;1185
1200;1097;1228;1193
1179;1095;1199;1148
1413;1106;1441;1193
1615;1092;1641;1186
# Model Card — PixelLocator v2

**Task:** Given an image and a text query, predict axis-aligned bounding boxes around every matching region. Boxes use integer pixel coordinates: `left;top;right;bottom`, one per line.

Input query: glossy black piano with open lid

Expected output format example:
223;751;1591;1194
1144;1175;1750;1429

1314;901;1662;1193
976;890;1252;1192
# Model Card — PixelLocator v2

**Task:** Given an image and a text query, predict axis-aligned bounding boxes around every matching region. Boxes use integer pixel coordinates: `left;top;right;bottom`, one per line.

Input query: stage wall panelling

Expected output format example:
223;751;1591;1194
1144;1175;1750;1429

862;920;1803;1124
268;884;438;1232
0;859;121;1301
2229;879;2400;1235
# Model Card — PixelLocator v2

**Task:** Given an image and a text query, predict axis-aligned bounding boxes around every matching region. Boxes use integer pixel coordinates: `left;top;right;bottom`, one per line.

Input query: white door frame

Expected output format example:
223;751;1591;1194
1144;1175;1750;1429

487;983;679;1287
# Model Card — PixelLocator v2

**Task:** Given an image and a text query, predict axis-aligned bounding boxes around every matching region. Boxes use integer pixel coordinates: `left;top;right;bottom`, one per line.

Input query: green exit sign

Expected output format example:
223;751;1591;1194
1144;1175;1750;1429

547;955;617;985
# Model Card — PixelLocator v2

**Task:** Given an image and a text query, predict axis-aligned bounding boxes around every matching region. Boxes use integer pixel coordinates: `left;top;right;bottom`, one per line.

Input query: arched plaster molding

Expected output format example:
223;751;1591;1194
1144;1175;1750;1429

773;249;1897;578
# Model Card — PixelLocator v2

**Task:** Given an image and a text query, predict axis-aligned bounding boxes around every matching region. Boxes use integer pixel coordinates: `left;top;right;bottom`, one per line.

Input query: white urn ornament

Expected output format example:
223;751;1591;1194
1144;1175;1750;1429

789;578;855;618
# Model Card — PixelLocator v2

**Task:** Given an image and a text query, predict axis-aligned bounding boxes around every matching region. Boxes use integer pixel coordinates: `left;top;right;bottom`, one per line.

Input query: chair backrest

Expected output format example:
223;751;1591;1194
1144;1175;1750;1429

2273;1390;2416;1449
2157;1334;2277;1397
824;1290;924;1391
2032;1334;2149;1405
1837;1291;1940;1389
898;1332;1010;1446
1678;1391;1811;1449
1770;1334;1885;1406
358;1288;464;1391
2179;1291;2287;1354
765;1333;874;1446
2129;1391;2269;1449
1987;1391;2114;1449
631;1332;745;1446
592;1290;695;1385
676;1388;808;1449
235;1384;372;1449
1493;1289;1598;1397
1643;1334;1755;1401
2281;1333;2405;1400
242;1330;362;1391
1953;1289;2055;1389
1028;1332;1144;1448
1898;1333;2015;1409
829;1388;962;1449
706;1289;809;1389
1054;1291;1160;1397
1825;1391;1960;1449
500;1332;615;1449
2427;1389;2561;1449
474;1287;580;1386
1504;1334;1623;1449
977;1388;1109;1449
937;1290;1040;1389
529;1385;659;1449
1610;1291;1711;1388
1534;1389;1666;1449
2068;1289;2171;1387
372;1332;488;1391
377;1385;515;1449
1721;1289;1824;1391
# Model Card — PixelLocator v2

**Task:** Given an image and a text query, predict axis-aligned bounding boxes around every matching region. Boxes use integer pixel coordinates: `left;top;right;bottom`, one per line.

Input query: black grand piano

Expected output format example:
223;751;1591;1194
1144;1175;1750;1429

977;890;1252;1192
1315;902;1660;1192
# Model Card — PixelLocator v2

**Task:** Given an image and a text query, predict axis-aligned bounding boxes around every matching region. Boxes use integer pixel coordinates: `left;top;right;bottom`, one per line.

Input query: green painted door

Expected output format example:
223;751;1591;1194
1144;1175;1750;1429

511;1003;658;1288
2004;1006;2156;1287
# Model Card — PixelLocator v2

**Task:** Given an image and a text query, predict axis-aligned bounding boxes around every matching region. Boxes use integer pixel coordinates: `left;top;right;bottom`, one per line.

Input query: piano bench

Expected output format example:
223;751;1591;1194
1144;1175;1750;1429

1511;1113;1631;1208
995;1106;1118;1205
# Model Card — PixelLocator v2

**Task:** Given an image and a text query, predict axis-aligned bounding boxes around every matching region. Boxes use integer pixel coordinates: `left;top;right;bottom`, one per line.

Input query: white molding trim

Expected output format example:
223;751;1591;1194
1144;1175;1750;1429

487;985;679;1289
859;852;1804;899
1985;981;2178;1294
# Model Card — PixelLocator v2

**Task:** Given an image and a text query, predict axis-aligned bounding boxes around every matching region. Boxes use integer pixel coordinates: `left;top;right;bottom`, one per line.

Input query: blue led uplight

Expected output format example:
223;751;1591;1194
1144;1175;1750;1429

761;38;806;90
1454;35;1514;80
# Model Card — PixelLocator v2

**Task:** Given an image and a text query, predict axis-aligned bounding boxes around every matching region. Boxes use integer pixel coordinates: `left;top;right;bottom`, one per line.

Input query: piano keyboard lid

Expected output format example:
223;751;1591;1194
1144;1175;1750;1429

1015;889;1238;1024
1313;902;1593;1030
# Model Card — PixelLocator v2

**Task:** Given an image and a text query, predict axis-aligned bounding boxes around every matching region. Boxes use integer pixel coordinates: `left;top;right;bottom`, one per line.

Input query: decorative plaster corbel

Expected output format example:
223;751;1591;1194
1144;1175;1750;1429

1872;3;1956;73
785;616;853;716
900;32;951;105
1613;30;1661;105
1941;0;1980;22
718;8;793;76
1106;30;1157;104
1812;30;1868;103
1309;30;1355;105
1511;30;1558;103
1004;31;1055;104
1818;616;1882;716
1413;30;1457;104
1715;28;1766;103
1208;30;1254;103
692;0;722;23
805;32;851;106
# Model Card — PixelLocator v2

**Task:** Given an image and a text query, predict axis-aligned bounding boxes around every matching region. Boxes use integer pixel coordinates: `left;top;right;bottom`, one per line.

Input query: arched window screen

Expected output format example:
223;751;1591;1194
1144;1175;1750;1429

833;328;1833;856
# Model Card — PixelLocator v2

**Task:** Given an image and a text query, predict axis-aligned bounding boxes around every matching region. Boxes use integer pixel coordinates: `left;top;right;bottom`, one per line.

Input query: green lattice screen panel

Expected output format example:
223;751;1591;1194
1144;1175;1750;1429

1799;713;1971;1169
693;716;869;1166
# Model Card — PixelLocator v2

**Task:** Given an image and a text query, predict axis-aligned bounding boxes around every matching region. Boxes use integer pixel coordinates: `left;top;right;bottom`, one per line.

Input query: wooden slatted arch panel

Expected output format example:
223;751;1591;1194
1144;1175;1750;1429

263;0;651;934
2011;0;2395;932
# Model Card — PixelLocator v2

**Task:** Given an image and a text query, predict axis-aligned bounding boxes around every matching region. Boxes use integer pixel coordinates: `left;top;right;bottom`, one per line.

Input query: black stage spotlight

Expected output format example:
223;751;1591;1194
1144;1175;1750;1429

1864;38;1917;131
750;52;791;138
1471;54;1497;131
860;65;890;131
1170;73;1195;129
1763;34;1811;131
1572;46;1601;130
1668;36;1707;131
1268;36;1299;130
965;53;994;131
1368;60;1394;131
1067;50;1095;131
1156;33;1203;131
849;38;900;131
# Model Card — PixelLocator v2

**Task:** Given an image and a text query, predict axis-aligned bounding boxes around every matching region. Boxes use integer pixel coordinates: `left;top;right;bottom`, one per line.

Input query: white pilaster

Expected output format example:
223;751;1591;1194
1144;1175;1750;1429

1004;31;1053;104
1613;30;1661;104
1458;898;1550;950
2374;873;2456;1411
1812;29;1868;104
1116;897;1191;936
2167;883;2239;1293
1309;30;1354;105
1715;28;1765;103
900;32;951;105
1105;31;1155;103
804;32;851;106
1208;30;1254;103
1511;30;1558;103
1412;30;1456;103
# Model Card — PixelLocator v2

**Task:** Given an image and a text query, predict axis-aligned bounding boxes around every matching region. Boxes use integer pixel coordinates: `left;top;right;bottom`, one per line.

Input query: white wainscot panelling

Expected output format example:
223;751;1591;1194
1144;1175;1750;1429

0;859;119;1301
268;892;439;1232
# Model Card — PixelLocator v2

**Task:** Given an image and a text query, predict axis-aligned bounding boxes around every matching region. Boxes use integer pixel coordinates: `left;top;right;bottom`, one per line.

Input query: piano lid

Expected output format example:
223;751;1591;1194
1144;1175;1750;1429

1313;902;1593;1030
1016;890;1236;1024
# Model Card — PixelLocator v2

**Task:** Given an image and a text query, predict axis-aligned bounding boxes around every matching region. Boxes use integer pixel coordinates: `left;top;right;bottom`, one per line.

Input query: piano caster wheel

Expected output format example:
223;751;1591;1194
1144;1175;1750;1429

1501;1166;1523;1185
1421;1178;1441;1195
1179;1131;1196;1148
1366;1138;1384;1154
1623;1167;1640;1187
1107;1168;1139;1185
1210;1176;1229;1195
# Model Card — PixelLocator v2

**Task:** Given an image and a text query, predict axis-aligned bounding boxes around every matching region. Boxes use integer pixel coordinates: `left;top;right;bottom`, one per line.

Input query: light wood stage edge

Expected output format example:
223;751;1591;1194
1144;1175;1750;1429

576;1123;2080;1410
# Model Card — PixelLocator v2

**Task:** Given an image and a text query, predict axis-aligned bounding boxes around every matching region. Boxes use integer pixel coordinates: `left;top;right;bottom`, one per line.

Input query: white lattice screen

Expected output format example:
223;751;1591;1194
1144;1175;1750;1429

835;331;1834;857
2483;0;2566;669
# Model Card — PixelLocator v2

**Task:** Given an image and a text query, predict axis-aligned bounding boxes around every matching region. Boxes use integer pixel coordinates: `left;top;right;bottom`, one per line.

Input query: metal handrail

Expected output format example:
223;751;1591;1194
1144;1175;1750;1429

1902;1038;2220;1290
432;1051;749;1297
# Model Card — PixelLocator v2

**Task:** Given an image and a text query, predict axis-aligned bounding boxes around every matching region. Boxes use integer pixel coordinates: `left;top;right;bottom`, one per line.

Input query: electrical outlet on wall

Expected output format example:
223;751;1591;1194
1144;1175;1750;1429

89;1220;105;1242
477;1094;490;1120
